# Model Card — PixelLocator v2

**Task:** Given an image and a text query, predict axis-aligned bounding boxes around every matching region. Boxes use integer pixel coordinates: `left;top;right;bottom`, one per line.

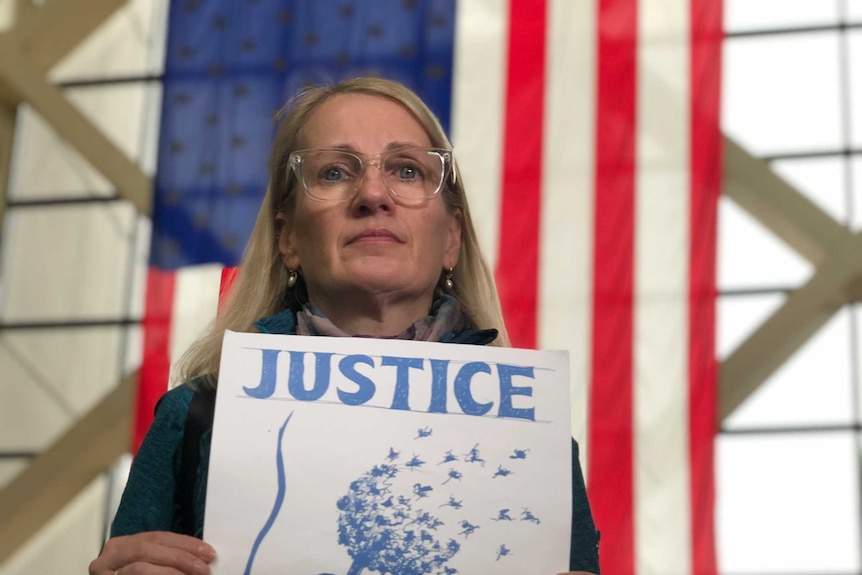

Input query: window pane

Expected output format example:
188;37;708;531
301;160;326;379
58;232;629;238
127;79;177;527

0;204;139;321
725;307;855;429
48;0;169;82
3;328;127;413
854;305;862;424
718;196;812;290
723;33;843;155
725;0;840;32
850;30;862;147
10;83;162;200
717;432;861;574
853;156;862;230
718;293;786;360
771;156;848;224
0;477;109;575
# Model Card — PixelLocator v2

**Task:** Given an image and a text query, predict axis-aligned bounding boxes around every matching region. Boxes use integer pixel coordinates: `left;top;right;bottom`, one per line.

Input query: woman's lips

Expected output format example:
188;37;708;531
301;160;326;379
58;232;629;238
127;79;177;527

348;229;403;244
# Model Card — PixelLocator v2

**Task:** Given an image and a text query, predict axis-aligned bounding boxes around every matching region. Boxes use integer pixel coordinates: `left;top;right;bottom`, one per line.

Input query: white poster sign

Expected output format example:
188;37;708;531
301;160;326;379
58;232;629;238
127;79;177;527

205;330;572;575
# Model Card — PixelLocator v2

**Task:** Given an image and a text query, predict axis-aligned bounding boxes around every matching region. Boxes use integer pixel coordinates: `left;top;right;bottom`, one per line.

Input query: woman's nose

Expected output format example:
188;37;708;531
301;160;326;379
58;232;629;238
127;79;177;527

353;163;393;210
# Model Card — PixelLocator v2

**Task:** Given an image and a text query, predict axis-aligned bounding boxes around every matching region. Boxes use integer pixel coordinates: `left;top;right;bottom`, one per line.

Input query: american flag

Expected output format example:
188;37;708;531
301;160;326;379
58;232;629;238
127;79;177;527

137;1;721;573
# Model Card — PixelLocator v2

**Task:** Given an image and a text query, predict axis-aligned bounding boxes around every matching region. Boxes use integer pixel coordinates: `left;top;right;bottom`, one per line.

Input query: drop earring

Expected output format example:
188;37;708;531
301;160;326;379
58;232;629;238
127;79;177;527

444;267;454;290
287;268;298;288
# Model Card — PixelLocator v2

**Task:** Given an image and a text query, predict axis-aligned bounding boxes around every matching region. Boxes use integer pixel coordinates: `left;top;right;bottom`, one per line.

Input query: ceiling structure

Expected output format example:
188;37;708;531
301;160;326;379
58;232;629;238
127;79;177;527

0;0;859;572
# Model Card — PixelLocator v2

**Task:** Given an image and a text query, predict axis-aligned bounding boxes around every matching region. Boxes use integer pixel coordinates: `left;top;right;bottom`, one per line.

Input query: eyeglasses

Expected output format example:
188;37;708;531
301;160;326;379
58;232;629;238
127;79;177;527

288;145;455;203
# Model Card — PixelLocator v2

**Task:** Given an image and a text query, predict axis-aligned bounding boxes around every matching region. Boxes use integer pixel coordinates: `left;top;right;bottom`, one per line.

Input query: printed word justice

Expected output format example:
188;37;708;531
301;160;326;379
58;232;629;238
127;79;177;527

240;349;537;421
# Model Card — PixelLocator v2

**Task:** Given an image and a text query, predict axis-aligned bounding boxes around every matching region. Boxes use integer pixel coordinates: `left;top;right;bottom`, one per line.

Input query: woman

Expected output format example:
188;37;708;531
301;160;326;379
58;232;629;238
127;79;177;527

90;78;599;575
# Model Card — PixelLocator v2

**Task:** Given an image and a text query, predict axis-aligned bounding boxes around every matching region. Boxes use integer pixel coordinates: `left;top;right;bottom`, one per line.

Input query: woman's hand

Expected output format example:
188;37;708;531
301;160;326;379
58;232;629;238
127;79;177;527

89;531;216;575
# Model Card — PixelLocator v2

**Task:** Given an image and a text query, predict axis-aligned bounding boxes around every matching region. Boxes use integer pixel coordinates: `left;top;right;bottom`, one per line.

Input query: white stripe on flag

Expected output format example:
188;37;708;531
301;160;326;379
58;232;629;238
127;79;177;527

541;0;597;477
451;0;508;264
635;0;692;571
168;263;224;383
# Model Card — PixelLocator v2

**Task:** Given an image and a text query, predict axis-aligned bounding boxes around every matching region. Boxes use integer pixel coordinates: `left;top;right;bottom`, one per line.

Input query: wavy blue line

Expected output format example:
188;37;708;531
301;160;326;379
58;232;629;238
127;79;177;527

244;412;293;575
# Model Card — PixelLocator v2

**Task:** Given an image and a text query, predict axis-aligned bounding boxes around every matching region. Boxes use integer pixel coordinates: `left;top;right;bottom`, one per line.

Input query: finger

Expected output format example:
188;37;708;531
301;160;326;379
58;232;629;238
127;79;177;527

122;542;210;574
145;532;217;561
101;533;215;574
121;563;190;575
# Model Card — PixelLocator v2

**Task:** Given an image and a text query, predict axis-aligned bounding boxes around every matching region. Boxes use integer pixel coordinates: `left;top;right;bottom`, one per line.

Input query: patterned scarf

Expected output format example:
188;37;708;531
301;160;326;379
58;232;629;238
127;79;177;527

295;295;468;342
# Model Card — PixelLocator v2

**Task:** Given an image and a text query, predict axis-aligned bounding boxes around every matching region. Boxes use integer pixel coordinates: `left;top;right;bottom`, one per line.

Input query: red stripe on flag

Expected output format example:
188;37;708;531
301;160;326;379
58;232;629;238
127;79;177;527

689;0;721;571
134;268;176;453
589;0;637;573
495;0;547;350
219;266;239;315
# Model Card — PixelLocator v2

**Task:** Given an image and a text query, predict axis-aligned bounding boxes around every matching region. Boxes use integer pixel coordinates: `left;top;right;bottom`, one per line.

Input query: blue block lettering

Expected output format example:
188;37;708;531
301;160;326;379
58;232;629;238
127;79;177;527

497;364;536;421
338;355;376;405
382;356;424;410
287;351;333;401
428;359;450;414
454;362;493;416
242;348;282;399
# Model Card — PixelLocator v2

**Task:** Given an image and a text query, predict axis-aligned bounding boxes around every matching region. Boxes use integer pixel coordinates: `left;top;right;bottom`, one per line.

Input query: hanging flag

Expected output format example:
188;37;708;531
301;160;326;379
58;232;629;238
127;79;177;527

139;1;721;573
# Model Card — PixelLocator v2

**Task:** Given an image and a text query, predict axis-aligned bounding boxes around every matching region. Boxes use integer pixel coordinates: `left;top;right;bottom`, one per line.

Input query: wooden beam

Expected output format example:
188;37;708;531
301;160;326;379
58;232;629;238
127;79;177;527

719;242;862;419
10;0;124;71
0;371;134;565
0;35;151;214
720;137;862;420
723;138;851;265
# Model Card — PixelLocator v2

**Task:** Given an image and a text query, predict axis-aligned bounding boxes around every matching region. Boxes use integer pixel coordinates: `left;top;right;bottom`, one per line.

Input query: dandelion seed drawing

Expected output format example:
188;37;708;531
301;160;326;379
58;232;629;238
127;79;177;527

405;454;426;471
492;465;513;478
442;567;458;575
415;426;433;439
496;545;512;561
442;468;462;485
438;450;459;465
464;444;486;467
521;508;541;525
439;496;463;510
509;448;530;460
491;508;513;522
386;447;400;462
413;483;433;499
458;520;480;538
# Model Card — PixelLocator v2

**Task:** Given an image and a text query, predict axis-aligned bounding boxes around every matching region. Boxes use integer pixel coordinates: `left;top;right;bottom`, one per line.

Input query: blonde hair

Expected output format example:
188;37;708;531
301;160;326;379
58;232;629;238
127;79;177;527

176;77;509;387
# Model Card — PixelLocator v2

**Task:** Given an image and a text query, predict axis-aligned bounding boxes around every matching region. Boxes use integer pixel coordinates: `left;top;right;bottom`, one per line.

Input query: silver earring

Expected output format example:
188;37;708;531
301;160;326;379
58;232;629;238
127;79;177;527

444;268;454;290
287;269;298;288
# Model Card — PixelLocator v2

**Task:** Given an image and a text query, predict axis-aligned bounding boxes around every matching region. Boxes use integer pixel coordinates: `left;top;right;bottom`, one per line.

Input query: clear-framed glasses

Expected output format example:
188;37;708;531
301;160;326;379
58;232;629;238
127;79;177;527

288;145;455;202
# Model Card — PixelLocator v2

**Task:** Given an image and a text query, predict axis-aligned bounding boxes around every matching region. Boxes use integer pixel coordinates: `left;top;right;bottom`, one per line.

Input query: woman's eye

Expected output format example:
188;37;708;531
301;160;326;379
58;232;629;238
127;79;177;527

393;163;424;181
321;167;346;182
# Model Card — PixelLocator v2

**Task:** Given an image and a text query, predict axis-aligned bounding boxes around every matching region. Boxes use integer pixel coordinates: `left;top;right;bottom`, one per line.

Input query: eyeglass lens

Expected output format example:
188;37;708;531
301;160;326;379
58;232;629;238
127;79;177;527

297;148;445;201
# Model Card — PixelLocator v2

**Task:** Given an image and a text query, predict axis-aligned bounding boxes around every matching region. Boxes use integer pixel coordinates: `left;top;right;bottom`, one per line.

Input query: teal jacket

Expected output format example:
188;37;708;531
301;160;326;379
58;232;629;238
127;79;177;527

111;310;600;572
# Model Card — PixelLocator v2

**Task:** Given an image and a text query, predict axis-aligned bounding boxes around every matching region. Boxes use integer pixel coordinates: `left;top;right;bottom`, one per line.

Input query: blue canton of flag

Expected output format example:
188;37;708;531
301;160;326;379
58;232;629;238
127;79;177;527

152;0;456;269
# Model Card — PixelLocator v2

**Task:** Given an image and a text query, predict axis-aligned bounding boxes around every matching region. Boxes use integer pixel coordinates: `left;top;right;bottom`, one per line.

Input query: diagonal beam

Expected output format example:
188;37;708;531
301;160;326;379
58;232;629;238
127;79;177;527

719;137;862;420
719;239;862;419
0;34;151;214
10;0;124;71
0;371;134;565
723;137;852;265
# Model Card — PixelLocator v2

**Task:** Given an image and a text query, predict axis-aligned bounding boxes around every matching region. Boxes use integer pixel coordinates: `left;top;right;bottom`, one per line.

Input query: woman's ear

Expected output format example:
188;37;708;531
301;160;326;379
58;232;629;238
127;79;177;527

274;212;301;269
444;208;462;269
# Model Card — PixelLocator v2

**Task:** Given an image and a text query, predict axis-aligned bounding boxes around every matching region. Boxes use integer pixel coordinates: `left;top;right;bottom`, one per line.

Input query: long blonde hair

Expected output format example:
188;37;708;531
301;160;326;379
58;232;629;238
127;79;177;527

175;77;509;387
